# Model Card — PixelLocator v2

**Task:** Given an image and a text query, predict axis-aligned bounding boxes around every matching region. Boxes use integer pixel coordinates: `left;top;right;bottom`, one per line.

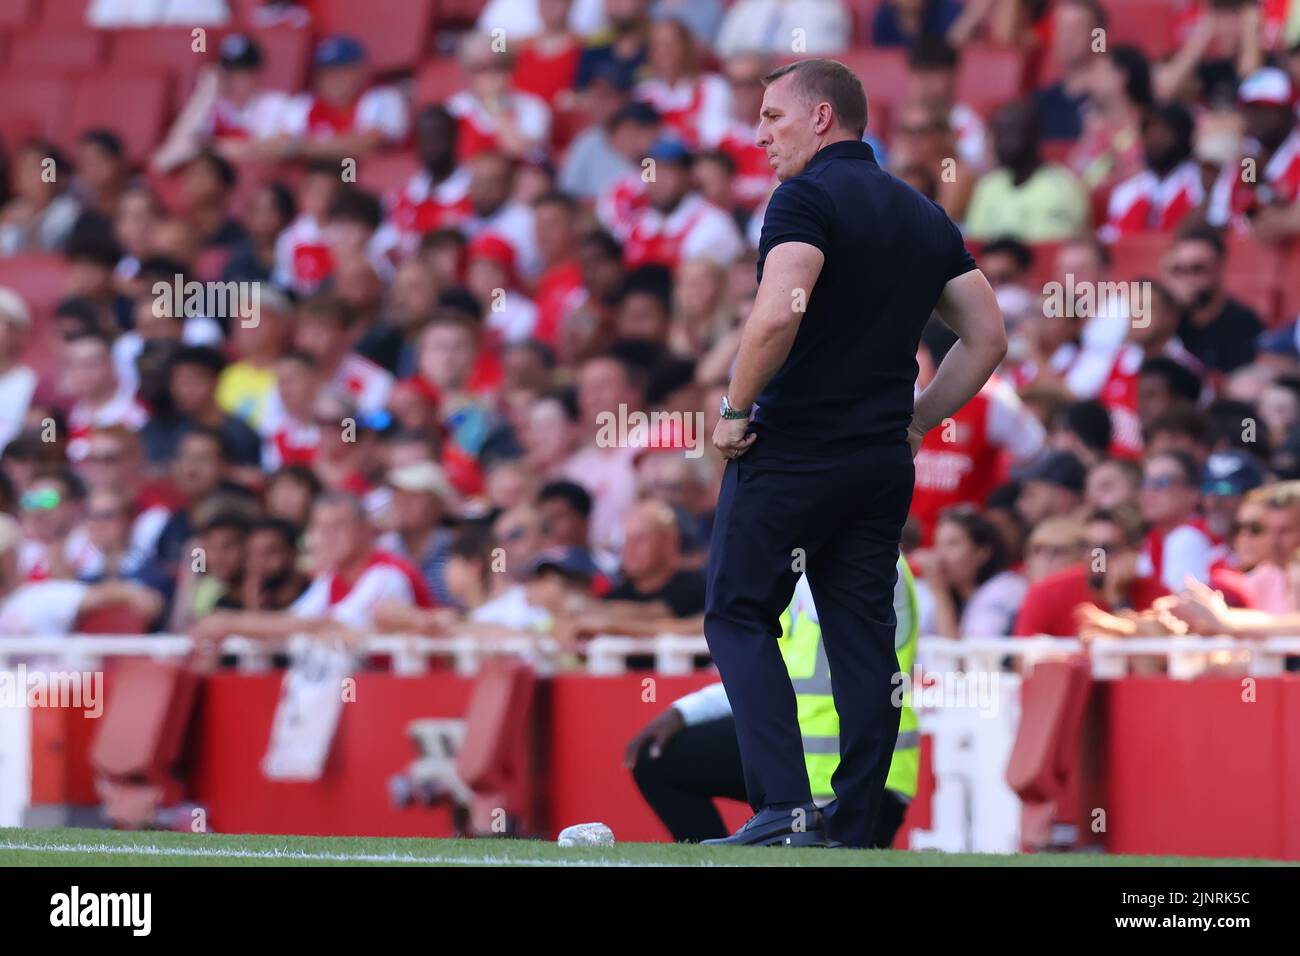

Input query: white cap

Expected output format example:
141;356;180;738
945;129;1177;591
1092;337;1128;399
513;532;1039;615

387;460;461;511
1239;67;1296;107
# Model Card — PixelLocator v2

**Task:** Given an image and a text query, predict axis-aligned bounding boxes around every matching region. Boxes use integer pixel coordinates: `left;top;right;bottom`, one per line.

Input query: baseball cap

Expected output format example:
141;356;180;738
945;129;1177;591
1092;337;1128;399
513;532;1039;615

1017;450;1087;494
1202;451;1266;497
315;34;366;70
388;461;460;511
611;101;660;128
1239;67;1296;108
529;546;599;581
646;136;693;167
219;33;262;70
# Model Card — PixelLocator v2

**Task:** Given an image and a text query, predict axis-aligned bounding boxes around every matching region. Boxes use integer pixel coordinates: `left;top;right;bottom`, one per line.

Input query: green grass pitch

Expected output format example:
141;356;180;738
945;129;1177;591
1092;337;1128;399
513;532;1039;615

0;828;1287;866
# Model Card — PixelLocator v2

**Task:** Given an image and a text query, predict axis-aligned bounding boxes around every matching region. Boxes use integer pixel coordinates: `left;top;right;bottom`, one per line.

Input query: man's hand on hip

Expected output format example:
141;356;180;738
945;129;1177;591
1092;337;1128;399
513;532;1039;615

713;416;756;460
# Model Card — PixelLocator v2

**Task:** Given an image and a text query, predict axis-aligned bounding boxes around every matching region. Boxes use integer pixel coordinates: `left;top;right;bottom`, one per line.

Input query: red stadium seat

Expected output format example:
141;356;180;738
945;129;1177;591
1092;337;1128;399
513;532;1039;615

957;46;1027;106
1221;234;1288;326
108;27;214;96
455;658;542;835
90;658;199;828
844;0;884;43
66;74;170;164
0;0;37;28
1006;656;1090;804
433;0;489;29
40;0;90;29
1108;233;1173;282
832;48;910;112
0;253;71;317
414;57;465;106
77;603;155;635
312;0;435;75
1100;0;1180;60
8;28;105;71
227;24;310;92
0;74;72;143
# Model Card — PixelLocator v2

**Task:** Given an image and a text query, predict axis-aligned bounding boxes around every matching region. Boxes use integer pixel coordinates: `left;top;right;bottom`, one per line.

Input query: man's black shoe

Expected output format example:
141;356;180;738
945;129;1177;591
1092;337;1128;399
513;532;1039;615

700;804;827;847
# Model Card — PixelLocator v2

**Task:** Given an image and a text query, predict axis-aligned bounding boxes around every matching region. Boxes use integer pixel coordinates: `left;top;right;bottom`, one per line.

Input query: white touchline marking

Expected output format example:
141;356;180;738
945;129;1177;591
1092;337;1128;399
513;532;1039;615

0;840;731;868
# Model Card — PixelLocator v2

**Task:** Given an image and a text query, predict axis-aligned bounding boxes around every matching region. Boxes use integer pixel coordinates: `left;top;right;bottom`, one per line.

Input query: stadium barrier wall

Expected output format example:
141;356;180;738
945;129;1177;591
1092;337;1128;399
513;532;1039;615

1;634;1298;858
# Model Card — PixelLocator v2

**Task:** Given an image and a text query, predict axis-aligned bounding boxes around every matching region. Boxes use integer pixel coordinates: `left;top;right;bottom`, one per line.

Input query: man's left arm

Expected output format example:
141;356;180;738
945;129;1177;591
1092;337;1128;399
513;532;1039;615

714;241;825;457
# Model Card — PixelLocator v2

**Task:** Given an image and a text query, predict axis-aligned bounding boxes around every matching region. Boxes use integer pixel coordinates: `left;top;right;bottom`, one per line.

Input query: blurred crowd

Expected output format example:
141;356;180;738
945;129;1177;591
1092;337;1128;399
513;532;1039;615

1;0;1300;659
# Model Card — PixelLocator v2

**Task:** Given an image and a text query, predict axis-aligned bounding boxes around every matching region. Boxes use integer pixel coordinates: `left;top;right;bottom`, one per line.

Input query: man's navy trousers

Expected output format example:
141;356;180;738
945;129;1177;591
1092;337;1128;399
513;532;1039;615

704;437;914;848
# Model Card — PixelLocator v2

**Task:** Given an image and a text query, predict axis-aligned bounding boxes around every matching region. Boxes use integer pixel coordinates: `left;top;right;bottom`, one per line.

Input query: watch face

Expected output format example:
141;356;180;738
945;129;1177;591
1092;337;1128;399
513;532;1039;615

719;396;730;417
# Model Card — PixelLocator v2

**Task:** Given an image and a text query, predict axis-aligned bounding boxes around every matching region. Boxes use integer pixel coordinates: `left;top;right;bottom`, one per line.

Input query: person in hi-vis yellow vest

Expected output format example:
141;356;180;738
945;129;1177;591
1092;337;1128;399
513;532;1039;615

627;556;919;847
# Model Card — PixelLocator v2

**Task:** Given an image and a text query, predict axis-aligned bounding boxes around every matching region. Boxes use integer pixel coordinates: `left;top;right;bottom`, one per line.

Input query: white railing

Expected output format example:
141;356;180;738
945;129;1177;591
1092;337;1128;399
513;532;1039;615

1;633;1299;677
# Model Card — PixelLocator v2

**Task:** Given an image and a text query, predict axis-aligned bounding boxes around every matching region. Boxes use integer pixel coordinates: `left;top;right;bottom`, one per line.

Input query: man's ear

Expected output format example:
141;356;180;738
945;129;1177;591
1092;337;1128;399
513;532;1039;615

814;102;835;136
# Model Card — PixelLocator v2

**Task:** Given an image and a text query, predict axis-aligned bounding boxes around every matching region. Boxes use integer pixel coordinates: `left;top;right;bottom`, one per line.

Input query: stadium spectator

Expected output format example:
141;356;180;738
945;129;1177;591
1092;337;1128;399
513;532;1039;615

274;36;410;160
71;130;129;228
1201;449;1267;544
0;513;163;635
1015;449;1087;527
911;340;1045;543
1014;504;1168;636
477;0;608;40
450;32;553;163
1099;103;1203;241
513;0;584;107
634;17;730;148
61;331;149;463
602;498;705;614
1084;457;1142;511
575;0;652;91
1163;226;1264;373
965;101;1089;242
1031;0;1105;141
191;493;429;641
1022;514;1088;584
142;346;263;471
386;107;471;266
716;0;847;56
378;461;460;606
912;505;1026;637
238;516;309;612
557;71;643;199
17;470;92;581
0;288;35;450
873;0;965;48
0;141;83;257
906;37;989;170
1206;67;1300;239
153;34;289;172
1138;450;1217;591
619;139;744;269
889;99;974;219
1069;45;1151;193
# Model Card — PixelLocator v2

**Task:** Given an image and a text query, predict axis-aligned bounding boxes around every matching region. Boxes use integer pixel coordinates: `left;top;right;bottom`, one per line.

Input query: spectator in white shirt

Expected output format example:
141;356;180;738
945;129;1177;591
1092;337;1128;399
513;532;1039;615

715;0;850;58
0;513;162;636
189;493;425;643
0;288;36;451
87;0;229;27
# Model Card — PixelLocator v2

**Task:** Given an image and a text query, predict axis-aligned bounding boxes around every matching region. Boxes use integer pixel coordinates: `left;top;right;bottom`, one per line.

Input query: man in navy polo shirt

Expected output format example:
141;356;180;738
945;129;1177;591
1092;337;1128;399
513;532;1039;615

704;58;1006;847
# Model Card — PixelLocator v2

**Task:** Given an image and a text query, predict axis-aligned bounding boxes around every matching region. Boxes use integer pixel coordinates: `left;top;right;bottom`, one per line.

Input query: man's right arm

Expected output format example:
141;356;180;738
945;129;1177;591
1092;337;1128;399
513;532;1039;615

910;269;1008;454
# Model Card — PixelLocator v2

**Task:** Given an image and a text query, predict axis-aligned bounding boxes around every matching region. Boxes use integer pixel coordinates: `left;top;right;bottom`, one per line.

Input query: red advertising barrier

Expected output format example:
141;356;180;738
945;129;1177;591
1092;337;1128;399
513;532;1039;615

26;668;1300;858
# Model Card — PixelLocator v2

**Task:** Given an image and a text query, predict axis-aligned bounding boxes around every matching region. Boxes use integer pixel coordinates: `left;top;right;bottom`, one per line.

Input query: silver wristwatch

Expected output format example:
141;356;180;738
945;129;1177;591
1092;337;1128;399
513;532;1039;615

719;395;750;420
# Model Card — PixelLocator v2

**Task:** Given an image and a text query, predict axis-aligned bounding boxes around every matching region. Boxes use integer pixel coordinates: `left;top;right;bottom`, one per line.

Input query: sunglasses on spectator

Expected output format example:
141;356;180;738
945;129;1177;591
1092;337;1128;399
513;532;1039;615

20;488;61;512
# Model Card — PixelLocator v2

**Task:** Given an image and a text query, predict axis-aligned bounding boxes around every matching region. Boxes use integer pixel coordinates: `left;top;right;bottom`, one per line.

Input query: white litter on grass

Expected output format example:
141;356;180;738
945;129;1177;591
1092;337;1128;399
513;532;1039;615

556;823;616;847
0;839;684;867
